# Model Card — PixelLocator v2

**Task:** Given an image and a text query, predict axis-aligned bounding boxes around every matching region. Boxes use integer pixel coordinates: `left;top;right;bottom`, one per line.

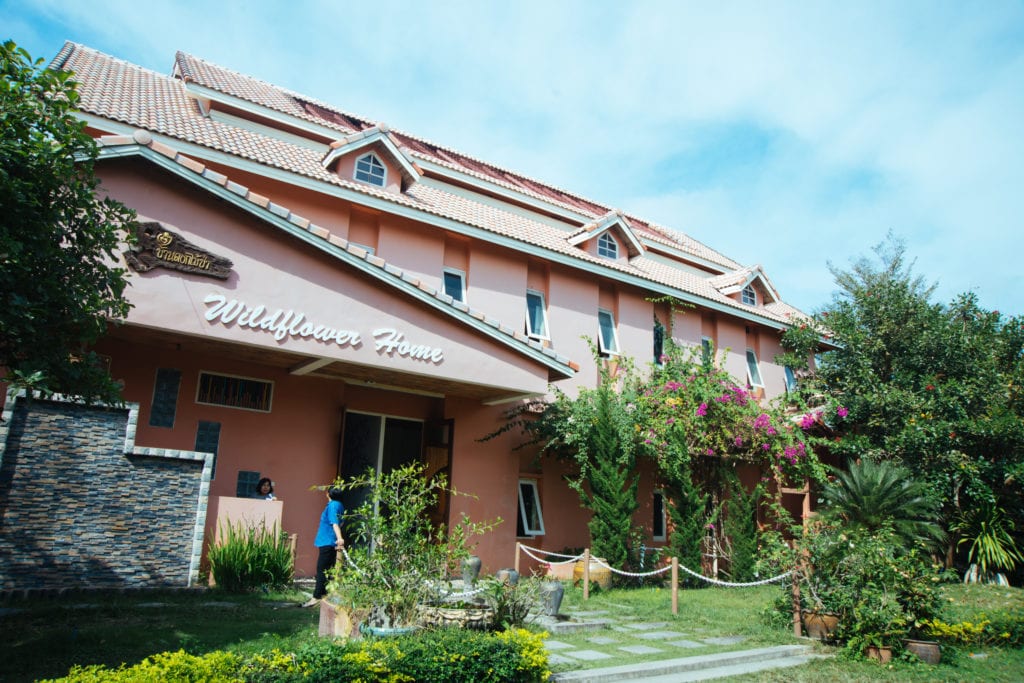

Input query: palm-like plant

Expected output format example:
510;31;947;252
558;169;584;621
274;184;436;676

954;504;1023;579
819;459;945;550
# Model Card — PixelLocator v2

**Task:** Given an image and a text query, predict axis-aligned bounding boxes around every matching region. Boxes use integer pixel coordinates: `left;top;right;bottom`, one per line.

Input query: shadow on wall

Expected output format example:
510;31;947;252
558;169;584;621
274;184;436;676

0;393;209;594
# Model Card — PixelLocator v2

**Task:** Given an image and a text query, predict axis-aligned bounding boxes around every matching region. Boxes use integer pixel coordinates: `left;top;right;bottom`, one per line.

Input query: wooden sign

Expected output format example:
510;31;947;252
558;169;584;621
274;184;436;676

124;222;233;279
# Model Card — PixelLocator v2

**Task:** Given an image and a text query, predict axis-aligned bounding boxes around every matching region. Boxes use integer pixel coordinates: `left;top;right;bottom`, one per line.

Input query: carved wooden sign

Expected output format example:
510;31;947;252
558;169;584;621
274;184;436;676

124;222;233;279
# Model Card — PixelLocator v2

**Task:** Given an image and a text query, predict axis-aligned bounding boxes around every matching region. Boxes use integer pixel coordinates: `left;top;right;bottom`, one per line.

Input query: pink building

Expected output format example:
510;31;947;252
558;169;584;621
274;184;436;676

41;44;812;579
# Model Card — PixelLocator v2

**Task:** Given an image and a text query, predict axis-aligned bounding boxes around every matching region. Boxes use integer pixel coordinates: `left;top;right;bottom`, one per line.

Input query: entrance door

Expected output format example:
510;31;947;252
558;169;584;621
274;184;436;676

338;411;424;530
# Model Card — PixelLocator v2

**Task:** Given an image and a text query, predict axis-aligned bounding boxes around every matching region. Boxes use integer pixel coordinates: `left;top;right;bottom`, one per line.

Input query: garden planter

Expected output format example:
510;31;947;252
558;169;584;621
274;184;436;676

318;600;366;639
417;604;494;630
495;568;520;586
801;611;840;640
865;645;893;663
540;581;565;616
360;623;417;637
545;561;575;581
573;557;612;590
461;555;482;585
904;638;941;664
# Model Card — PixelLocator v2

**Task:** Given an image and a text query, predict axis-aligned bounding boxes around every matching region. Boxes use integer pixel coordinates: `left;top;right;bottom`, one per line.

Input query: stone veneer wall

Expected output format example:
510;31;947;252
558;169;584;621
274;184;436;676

0;390;212;593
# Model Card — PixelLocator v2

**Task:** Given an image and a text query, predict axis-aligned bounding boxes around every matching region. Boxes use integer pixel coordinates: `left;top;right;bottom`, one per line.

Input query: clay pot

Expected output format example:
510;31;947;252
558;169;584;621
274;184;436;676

904;638;941;664
865;645;893;663
461;555;482;585
573;557;612;590
801;611;840;640
540;581;565;616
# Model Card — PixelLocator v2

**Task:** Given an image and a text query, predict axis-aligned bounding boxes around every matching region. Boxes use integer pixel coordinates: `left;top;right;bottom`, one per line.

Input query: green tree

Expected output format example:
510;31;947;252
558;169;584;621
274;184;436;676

810;235;1024;571
1;40;135;403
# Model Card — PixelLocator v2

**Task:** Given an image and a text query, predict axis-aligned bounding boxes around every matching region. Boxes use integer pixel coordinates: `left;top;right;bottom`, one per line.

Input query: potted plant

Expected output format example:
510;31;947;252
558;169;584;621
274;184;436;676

325;463;497;635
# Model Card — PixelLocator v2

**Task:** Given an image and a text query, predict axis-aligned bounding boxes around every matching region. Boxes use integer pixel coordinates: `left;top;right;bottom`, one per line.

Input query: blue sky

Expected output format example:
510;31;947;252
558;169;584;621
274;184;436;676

4;0;1023;317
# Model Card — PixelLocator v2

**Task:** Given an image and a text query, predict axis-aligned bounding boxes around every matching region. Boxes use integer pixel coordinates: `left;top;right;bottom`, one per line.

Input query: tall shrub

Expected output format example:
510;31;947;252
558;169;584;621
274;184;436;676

207;521;294;592
723;482;761;582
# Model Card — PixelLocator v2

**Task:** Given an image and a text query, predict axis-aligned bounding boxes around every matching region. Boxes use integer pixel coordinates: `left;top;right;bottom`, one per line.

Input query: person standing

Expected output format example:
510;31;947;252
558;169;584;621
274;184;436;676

303;486;344;607
251;477;275;500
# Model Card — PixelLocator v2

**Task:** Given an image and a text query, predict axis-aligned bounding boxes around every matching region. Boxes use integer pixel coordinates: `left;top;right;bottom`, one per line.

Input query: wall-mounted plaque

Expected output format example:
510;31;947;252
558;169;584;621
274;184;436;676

124;222;233;279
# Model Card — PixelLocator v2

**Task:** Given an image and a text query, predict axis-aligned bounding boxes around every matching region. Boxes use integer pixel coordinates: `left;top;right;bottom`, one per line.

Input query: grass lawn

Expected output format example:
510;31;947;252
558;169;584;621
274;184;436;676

0;582;1020;682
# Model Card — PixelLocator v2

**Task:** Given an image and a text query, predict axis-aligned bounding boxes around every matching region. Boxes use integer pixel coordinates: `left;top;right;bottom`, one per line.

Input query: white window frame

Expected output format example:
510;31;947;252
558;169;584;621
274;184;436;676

517;479;545;536
525;290;549;340
741;284;757;306
745;348;764;387
598;309;620;355
784;366;798;393
442;268;466;303
652;489;667;541
597;232;618;259
354;152;387;187
195;370;274;413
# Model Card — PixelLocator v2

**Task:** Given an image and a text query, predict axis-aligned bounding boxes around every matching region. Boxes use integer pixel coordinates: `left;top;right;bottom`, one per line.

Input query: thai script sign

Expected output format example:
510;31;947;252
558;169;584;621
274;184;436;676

125;222;233;279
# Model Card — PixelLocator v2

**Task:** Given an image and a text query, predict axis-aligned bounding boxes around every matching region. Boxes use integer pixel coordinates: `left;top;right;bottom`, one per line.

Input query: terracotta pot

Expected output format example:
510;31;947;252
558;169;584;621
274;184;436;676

865;645;893;663
904;638;941;664
573;558;612;590
801;611;840;640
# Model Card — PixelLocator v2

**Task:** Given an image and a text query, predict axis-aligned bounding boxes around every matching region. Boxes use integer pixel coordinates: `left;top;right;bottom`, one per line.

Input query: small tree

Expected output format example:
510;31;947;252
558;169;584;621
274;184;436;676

1;41;135;403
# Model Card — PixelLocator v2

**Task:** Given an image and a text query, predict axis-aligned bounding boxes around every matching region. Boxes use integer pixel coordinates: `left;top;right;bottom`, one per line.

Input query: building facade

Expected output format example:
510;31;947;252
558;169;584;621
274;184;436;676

25;44;811;579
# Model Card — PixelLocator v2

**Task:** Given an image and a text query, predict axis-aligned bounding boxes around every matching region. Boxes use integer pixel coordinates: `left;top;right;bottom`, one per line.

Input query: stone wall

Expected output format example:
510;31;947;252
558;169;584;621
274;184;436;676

0;391;211;593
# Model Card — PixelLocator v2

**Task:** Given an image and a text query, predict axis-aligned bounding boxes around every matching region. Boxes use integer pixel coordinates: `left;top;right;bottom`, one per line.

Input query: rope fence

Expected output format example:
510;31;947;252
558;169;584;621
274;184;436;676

516;542;792;615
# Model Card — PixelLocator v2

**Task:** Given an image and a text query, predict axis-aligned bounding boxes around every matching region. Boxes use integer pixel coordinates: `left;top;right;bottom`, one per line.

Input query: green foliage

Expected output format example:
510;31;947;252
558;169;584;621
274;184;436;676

1;41;136;404
207;521;294;593
581;383;639;572
723;483;762;582
771;522;942;651
954;504;1023;577
923;612;1024;648
326;463;497;628
664;469;707;587
813;234;1024;571
42;649;241;682
478;576;543;629
819;459;945;550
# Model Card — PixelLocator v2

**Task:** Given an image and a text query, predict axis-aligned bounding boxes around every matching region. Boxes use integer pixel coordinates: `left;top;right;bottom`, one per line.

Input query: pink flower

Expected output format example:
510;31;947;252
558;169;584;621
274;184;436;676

706;448;715;456
696;403;708;417
734;436;743;447
800;414;816;430
836;406;849;418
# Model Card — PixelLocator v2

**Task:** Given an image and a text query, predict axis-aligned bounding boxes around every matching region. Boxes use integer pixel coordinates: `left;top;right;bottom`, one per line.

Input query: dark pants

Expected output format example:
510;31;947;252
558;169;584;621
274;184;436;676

313;545;338;599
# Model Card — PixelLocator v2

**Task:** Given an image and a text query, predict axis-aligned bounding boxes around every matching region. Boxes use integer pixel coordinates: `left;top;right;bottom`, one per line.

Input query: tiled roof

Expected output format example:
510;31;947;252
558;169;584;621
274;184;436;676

54;42;804;328
94;130;578;378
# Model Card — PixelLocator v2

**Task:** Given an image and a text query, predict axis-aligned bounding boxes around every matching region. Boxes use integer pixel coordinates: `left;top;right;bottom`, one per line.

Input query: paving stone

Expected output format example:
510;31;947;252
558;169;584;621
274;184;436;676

703;635;748;645
564;649;614;661
201;601;240;607
544;640;575;650
136;602;168;608
623;621;671;630
547;653;576;666
566;610;610;618
636;630;687;640
668;639;708;648
587;636;619;645
620;644;664;655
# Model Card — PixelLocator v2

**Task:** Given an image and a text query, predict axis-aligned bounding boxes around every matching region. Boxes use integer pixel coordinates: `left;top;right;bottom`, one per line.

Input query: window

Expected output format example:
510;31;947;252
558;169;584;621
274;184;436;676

653;490;666;541
741;284;757;306
197;372;273;412
525;290;549;339
598;309;620;355
236;470;261;498
746;348;764;387
150;367;181;428
701;336;714;365
784;366;798;393
443;268;466;303
517;479;545;536
354;153;386;187
195;420;222;478
653;320;665;364
597;232;618;259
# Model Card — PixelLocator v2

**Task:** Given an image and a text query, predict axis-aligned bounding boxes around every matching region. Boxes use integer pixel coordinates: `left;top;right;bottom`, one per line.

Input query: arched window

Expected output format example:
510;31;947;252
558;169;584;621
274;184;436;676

354;153;386;187
597;232;618;259
741;284;757;306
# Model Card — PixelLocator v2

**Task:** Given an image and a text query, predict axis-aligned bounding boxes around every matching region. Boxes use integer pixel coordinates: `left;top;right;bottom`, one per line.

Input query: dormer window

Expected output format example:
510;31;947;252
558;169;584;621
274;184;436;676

597;233;618;259
354;153;386;187
741;284;757;306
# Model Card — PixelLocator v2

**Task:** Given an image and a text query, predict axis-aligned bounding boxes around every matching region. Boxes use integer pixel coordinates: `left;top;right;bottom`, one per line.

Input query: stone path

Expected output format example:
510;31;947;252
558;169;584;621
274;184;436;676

538;610;822;682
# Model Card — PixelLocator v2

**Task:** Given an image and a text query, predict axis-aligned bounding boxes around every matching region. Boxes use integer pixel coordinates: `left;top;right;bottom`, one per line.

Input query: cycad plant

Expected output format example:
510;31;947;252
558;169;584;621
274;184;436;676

819;458;944;550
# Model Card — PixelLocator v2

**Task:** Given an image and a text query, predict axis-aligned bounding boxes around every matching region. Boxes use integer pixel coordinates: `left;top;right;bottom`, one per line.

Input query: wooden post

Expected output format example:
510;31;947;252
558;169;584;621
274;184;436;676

514;542;521;574
671;556;679;615
583;547;590;601
792;559;802;638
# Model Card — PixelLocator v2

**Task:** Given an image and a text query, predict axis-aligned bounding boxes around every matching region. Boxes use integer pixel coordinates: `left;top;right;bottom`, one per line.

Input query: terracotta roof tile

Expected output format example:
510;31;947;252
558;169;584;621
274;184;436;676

66;43;804;327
